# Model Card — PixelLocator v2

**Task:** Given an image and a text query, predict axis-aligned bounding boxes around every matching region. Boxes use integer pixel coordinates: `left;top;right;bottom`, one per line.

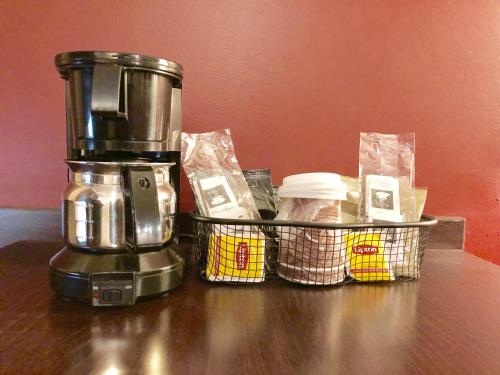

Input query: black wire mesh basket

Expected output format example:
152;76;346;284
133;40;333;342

192;214;437;285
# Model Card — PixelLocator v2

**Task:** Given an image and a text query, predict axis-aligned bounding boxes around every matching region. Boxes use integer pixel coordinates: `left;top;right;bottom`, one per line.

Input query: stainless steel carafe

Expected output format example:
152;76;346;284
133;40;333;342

63;161;176;251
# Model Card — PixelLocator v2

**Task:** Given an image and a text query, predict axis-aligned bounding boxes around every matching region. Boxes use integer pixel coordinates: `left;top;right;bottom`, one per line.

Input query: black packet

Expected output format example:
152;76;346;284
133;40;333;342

242;169;277;220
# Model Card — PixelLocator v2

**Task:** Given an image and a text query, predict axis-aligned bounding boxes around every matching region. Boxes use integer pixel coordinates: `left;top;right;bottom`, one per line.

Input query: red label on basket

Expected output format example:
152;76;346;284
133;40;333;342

236;242;249;270
352;245;379;255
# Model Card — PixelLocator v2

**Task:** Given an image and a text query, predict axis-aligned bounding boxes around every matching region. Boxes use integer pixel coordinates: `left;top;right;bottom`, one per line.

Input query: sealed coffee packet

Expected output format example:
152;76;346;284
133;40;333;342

358;132;417;223
181;129;260;220
357;133;424;278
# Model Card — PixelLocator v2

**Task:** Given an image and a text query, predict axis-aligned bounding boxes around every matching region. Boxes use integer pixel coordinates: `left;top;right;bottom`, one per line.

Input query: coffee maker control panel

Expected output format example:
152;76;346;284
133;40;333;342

90;272;136;306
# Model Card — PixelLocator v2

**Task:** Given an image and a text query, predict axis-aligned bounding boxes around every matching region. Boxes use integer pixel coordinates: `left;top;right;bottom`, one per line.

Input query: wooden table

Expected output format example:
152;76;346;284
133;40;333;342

0;241;499;374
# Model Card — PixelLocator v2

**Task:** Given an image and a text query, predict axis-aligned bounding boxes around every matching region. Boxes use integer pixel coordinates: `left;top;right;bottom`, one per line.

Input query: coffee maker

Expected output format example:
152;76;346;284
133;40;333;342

49;51;186;306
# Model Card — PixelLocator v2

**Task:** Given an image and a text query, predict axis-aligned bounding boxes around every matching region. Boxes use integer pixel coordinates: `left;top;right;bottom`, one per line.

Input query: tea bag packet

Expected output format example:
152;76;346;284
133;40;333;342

345;232;395;282
358;133;417;223
206;225;265;282
181;129;261;220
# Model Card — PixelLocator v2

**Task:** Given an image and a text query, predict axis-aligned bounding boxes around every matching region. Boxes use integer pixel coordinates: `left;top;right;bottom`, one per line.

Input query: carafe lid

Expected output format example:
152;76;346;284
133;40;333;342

55;51;183;80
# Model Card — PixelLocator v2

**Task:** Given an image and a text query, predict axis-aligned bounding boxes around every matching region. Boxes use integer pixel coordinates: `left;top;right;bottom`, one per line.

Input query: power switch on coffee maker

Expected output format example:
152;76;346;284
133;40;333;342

90;273;136;306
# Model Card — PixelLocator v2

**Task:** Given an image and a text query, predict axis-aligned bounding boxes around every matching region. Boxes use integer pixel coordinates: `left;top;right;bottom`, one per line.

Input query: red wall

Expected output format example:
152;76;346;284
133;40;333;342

1;1;499;264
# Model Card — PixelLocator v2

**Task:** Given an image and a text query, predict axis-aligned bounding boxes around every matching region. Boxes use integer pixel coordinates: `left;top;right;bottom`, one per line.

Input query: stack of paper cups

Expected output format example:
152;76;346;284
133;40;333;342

276;173;348;285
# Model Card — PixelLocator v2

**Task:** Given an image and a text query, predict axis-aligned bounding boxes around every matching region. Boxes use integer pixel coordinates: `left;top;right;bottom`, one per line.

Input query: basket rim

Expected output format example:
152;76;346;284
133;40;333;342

190;212;438;229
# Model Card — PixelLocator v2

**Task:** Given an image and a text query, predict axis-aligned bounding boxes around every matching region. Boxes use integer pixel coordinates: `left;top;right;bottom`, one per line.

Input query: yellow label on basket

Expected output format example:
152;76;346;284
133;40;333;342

206;234;265;282
345;233;394;281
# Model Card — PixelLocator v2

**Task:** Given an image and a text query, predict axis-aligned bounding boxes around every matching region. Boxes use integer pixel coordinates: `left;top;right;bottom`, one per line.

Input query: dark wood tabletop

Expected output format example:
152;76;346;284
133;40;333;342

0;240;499;375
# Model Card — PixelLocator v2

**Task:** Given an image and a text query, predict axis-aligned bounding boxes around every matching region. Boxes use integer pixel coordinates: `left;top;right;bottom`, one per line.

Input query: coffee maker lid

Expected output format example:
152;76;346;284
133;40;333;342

55;51;183;79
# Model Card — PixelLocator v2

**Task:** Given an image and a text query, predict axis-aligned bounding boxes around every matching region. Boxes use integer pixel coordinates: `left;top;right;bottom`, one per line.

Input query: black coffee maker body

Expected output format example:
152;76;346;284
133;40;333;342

50;51;185;306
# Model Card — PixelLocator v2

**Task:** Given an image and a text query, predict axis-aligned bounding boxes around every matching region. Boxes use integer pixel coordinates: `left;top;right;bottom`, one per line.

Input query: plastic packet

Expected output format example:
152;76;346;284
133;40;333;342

272;185;282;212
181;129;260;220
340;176;359;223
242;169;277;220
363;227;420;278
415;188;427;219
384;227;420;278
358;132;417;223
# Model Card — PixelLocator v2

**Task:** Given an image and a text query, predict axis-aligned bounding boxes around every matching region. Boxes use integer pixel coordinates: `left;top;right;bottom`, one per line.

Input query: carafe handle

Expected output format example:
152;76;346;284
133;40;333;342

122;165;162;251
91;64;128;118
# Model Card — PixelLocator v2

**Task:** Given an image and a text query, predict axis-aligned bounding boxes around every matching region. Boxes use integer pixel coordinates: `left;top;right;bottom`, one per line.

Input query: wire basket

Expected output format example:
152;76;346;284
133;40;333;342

192;214;437;285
